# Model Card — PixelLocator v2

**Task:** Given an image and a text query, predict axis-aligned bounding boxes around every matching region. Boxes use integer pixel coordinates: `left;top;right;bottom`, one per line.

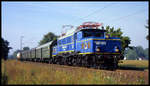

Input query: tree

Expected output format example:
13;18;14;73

105;26;131;54
133;46;145;58
126;49;138;60
23;47;30;51
145;20;149;40
144;48;149;59
124;46;148;60
39;32;58;45
1;38;12;60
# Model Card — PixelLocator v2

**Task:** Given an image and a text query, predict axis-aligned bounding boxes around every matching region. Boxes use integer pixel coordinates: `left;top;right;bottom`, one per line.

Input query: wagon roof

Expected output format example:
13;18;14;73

36;41;52;49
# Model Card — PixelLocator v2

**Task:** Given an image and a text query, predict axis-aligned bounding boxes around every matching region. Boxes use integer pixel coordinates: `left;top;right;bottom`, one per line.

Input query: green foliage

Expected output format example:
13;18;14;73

144;48;149;59
133;46;145;57
0;37;12;60
105;26;131;54
125;46;148;60
145;20;149;40
126;49;138;60
145;20;149;29
23;47;30;51
39;32;58;45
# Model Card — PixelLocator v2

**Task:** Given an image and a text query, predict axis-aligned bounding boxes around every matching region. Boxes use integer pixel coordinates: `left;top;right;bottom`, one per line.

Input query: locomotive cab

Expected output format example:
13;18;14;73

76;28;122;55
82;29;105;38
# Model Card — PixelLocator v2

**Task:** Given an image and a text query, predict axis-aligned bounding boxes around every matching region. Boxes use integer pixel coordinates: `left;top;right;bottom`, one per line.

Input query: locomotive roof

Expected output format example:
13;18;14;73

58;28;106;40
80;28;106;32
58;29;75;40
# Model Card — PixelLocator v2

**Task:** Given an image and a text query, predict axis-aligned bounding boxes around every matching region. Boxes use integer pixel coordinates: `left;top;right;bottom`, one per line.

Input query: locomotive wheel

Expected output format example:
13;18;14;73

76;57;81;66
56;61;59;65
55;56;58;64
59;57;63;65
51;58;54;64
85;56;88;67
55;57;59;64
68;57;73;66
48;60;51;64
64;57;69;66
53;57;56;64
67;57;73;66
93;63;98;69
62;57;66;65
81;59;85;67
72;58;77;66
49;58;52;64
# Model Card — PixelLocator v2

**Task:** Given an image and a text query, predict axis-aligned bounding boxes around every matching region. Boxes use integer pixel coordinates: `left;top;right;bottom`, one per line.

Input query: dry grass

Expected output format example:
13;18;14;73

118;60;148;70
1;59;149;85
119;60;148;67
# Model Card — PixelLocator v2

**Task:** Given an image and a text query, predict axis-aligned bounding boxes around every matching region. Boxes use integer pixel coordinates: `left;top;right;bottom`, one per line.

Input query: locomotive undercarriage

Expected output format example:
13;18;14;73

52;53;122;70
20;53;122;70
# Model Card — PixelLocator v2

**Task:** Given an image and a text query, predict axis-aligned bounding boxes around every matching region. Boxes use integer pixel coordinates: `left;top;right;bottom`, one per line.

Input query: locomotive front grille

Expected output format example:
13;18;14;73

94;40;121;53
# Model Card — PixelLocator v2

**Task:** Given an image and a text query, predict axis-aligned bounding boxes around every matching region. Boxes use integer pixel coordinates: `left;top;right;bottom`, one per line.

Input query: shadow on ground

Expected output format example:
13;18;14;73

118;66;148;71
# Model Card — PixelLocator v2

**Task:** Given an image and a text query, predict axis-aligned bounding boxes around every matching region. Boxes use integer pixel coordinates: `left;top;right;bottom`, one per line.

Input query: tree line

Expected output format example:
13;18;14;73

124;46;149;60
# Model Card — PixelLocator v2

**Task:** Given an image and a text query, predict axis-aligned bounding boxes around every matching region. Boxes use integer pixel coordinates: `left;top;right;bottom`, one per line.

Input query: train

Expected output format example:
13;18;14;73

17;22;124;69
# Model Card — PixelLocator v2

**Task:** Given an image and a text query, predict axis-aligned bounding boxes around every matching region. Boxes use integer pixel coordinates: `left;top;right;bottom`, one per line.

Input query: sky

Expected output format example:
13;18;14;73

2;1;149;55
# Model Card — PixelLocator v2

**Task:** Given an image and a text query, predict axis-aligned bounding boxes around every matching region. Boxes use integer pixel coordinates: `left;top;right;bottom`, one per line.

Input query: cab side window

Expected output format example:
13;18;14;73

77;32;82;40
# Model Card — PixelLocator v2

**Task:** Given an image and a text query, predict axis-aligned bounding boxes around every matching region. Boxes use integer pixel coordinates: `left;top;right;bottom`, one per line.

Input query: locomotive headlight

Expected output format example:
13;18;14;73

95;41;106;45
115;46;119;52
115;48;119;52
106;35;109;38
96;46;100;52
105;34;109;38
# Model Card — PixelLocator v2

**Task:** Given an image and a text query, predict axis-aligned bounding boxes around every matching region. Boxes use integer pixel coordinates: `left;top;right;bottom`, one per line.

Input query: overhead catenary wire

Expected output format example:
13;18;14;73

71;3;147;26
71;3;117;25
79;3;114;20
103;9;147;23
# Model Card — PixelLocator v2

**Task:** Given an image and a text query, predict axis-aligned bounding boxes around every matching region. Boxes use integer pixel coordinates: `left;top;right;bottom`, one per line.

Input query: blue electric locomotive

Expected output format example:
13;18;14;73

52;22;124;69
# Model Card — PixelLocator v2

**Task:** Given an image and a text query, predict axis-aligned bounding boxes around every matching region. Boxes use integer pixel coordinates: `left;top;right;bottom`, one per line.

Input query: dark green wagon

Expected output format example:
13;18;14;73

20;40;57;63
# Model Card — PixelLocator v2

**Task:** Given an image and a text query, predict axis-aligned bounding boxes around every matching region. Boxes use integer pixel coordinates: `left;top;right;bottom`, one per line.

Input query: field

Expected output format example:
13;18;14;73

1;59;149;85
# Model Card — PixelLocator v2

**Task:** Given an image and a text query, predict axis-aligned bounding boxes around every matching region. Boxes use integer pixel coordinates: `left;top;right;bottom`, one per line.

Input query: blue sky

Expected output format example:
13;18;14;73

2;1;149;54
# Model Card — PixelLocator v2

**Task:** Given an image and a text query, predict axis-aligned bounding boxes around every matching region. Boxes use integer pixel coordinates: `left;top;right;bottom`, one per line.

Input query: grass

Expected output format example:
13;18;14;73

118;60;149;70
1;59;149;85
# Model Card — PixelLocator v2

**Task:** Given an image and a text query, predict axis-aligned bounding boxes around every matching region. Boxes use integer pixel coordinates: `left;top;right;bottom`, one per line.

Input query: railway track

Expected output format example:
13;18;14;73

20;60;148;72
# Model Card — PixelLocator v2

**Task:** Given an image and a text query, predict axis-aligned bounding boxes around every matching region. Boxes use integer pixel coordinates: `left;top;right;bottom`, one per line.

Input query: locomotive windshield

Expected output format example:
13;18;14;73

82;29;105;38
